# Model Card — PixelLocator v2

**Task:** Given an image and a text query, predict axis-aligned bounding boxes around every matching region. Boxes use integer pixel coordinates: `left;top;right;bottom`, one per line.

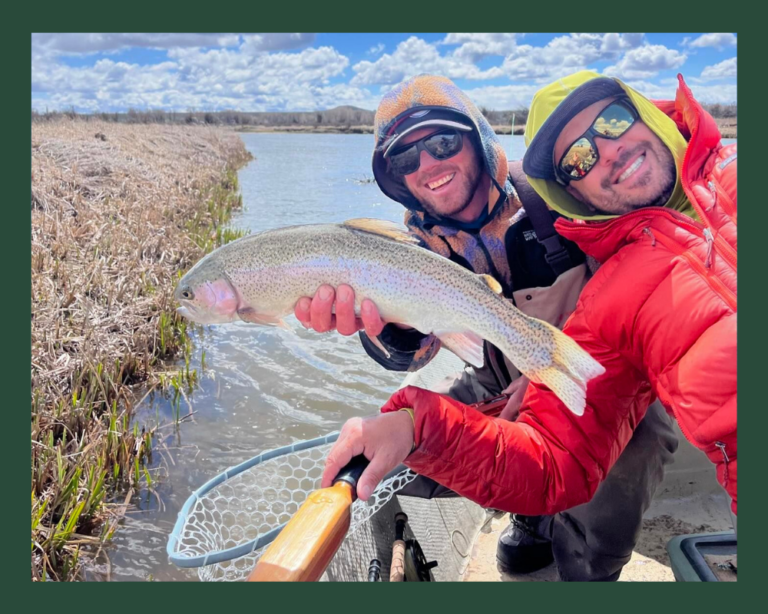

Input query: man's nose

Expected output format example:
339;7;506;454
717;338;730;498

596;137;624;166
418;148;440;172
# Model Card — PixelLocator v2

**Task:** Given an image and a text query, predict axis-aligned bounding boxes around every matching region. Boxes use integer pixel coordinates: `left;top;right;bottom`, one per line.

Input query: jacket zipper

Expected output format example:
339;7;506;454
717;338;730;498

709;177;737;222
643;227;656;246
715;441;730;489
707;181;718;212
565;207;737;270
654;388;731;481
703;228;714;268
565;208;736;310
647;229;736;311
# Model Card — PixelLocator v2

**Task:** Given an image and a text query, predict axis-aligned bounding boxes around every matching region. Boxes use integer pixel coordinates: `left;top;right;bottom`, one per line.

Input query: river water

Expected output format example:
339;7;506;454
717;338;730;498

99;133;529;581
99;133;733;581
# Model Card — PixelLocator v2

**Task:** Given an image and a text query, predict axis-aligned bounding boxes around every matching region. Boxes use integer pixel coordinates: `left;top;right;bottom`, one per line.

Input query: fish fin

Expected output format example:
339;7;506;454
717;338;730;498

526;328;605;416
479;274;503;295
528;364;588;416
342;218;419;244
435;331;484;368
237;308;290;329
368;334;391;359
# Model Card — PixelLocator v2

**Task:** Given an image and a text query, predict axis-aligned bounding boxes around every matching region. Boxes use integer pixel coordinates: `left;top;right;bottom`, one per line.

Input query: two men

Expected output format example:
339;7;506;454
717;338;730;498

320;70;736;577
298;74;679;581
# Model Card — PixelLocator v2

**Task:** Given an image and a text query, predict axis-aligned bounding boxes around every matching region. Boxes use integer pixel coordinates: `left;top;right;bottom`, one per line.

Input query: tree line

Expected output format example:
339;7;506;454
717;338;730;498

31;102;737;126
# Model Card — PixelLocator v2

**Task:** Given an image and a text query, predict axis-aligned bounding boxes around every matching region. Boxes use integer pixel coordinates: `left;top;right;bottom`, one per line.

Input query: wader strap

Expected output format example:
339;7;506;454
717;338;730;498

508;161;575;277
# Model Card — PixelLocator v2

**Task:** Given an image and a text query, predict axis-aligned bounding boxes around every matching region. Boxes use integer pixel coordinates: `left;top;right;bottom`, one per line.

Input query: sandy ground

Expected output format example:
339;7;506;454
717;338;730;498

463;425;735;582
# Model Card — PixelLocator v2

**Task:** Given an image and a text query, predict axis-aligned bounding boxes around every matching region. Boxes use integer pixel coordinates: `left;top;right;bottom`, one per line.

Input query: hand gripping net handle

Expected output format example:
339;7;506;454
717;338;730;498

167;350;465;581
166;431;418;579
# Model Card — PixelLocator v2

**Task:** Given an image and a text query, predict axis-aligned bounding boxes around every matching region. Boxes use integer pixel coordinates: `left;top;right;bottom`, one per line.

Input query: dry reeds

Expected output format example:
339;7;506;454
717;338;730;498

31;119;252;580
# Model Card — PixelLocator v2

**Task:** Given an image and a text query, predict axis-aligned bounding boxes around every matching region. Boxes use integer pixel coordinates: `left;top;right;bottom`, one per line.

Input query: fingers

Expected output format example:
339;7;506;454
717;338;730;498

294;297;312;328
499;376;529;421
321;412;414;501
310;285;335;332
295;285;381;336
360;299;385;338
335;285;360;336
499;396;521;421
356;456;390;502
321;419;364;488
356;412;414;501
501;377;524;396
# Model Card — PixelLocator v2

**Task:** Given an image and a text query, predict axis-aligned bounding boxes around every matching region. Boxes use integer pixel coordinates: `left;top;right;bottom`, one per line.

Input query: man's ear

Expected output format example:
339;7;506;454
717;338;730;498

565;184;598;213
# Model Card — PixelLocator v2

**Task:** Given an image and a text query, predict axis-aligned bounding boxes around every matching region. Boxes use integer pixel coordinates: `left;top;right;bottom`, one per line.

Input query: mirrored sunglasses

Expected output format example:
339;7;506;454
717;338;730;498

556;98;639;184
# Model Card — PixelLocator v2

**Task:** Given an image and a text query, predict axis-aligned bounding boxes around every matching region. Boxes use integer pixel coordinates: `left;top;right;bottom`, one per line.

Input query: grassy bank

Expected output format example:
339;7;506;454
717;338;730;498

715;118;737;139
31;120;252;580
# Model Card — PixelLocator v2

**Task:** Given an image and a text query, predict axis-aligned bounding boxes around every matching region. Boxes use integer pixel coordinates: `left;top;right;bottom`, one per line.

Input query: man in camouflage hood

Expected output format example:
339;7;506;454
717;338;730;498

301;74;678;581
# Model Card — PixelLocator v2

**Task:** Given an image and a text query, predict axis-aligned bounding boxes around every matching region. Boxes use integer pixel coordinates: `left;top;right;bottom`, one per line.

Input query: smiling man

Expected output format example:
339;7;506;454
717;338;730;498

552;97;676;213
319;71;737;581
299;74;680;581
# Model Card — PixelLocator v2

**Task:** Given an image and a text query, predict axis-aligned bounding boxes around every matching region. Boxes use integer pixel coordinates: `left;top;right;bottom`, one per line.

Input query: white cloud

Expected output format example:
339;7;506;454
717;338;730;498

603;44;687;79
31;33;315;56
700;57;737;80
32;33;242;56
440;33;519;62
30;33;737;113
460;84;542;110
351;36;503;86
686;33;737;50
499;33;645;81
600;32;645;53
240;34;316;54
622;79;737;104
32;38;353;112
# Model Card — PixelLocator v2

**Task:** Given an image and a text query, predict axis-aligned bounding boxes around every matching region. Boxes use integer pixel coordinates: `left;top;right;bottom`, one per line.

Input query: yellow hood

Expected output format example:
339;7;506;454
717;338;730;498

524;71;691;221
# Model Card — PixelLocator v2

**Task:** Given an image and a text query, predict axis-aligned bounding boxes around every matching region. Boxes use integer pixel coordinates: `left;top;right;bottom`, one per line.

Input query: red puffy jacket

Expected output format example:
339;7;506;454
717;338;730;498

385;75;737;515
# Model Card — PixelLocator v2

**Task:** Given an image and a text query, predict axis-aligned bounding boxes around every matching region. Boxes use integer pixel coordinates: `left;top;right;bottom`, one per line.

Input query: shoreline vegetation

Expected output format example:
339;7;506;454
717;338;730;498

31;119;252;580
33;104;737;139
234;120;736;139
29;101;736;581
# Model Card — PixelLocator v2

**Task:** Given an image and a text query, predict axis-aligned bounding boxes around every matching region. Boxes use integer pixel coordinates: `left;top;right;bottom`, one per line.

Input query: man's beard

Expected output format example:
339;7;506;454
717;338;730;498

417;163;483;220
593;140;676;213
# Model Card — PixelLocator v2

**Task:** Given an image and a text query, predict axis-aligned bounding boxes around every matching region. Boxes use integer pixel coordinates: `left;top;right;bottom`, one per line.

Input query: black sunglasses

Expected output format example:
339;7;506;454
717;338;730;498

387;129;464;176
556;98;639;185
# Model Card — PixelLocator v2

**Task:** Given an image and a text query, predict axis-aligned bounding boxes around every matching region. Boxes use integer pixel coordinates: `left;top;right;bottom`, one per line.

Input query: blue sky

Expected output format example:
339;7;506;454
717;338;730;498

31;33;737;113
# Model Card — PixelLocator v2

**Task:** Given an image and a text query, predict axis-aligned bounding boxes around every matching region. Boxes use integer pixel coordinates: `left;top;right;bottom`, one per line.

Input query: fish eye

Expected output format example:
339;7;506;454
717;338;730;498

180;288;194;300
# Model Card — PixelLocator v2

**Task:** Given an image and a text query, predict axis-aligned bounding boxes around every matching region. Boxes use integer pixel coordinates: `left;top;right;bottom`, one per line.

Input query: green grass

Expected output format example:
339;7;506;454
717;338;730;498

31;121;253;580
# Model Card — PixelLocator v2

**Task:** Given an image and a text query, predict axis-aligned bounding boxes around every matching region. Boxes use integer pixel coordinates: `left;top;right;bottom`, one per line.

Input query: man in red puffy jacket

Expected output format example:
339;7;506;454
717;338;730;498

322;71;737;577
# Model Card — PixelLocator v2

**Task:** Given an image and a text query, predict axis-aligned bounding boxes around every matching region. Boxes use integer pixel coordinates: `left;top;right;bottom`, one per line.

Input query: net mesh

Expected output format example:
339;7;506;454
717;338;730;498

169;350;464;581
171;443;417;581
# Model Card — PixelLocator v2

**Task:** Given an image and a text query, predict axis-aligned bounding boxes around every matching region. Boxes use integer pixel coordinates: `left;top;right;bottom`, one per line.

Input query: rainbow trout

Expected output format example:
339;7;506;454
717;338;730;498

175;219;604;415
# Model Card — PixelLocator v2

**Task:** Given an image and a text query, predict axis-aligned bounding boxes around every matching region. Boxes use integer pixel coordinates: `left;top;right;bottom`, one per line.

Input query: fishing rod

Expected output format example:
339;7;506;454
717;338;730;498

167;378;511;581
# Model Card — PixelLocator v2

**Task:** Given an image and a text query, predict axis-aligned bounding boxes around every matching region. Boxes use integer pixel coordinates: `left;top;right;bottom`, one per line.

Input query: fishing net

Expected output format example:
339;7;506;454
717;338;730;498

167;350;464;581
167;435;418;581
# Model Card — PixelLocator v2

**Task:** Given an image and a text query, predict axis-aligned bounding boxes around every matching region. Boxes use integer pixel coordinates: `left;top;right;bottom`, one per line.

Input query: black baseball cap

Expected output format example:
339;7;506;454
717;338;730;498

382;107;473;158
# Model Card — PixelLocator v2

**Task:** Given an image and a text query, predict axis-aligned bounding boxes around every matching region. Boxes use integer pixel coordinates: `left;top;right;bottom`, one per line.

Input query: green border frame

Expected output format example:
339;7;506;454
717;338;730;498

17;2;752;609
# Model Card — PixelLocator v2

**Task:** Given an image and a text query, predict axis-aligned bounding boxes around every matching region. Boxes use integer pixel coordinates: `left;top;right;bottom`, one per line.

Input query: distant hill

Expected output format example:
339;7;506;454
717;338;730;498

32;103;736;136
243;105;376;127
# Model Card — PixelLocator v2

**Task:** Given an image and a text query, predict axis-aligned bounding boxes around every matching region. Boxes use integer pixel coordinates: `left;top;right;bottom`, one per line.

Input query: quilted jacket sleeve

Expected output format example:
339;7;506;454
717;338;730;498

385;284;654;515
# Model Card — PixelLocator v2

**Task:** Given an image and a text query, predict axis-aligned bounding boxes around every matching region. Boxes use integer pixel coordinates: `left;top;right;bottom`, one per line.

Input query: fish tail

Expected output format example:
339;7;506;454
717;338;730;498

526;324;605;416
